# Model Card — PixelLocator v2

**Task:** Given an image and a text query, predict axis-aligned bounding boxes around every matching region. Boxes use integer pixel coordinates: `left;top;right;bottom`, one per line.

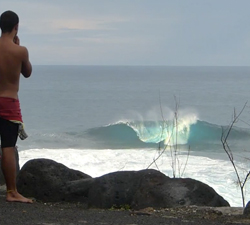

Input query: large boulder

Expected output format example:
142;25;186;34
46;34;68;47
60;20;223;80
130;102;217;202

17;158;230;209
70;169;229;209
17;158;92;201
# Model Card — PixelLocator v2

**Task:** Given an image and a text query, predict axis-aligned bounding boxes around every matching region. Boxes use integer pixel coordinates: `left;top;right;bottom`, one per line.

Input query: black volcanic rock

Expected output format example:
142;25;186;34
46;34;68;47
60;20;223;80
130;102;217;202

17;158;230;209
17;158;91;201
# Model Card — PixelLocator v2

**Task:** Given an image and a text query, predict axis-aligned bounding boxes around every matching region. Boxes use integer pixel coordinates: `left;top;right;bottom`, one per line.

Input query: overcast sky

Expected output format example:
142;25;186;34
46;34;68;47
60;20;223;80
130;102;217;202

1;0;250;66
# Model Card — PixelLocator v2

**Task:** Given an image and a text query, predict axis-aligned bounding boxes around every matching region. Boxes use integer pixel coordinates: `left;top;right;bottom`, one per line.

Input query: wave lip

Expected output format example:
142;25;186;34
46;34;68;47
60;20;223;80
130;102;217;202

128;115;197;146
85;114;197;149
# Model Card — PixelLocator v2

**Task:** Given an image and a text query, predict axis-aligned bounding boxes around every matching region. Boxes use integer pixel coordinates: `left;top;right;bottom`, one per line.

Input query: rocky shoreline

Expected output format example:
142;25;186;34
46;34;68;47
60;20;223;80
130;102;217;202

1;157;250;224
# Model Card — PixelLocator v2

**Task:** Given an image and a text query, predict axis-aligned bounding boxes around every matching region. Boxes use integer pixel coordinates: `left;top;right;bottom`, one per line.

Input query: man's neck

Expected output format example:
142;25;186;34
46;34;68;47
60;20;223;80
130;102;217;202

0;32;15;41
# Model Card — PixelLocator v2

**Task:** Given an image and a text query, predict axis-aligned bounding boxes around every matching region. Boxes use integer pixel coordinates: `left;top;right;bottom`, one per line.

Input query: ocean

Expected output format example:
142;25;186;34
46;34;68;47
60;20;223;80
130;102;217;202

17;65;250;207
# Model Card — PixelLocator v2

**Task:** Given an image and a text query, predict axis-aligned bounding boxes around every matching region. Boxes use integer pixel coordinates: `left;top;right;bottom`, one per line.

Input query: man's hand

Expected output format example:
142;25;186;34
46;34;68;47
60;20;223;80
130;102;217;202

13;36;20;45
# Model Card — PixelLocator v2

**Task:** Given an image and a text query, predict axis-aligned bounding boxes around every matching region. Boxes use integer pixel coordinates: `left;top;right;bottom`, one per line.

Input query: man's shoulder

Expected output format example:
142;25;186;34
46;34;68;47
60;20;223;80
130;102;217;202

0;40;29;60
16;45;28;52
0;41;27;53
14;45;28;59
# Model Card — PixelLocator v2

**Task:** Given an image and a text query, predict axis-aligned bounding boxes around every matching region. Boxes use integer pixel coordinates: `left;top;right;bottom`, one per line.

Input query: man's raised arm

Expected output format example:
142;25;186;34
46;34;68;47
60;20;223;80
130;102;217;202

21;47;32;78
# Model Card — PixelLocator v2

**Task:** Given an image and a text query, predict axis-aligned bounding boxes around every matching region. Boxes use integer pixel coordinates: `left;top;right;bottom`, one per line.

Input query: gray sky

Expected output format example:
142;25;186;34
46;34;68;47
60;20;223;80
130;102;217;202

1;0;250;66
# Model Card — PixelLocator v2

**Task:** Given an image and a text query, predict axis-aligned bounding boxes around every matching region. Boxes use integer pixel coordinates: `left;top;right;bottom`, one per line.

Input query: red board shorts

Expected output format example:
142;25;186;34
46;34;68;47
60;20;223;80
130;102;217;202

0;97;22;148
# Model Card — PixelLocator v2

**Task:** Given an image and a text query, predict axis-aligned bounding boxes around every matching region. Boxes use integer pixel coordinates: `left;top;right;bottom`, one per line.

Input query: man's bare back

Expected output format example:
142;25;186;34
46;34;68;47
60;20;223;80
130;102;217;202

0;34;32;99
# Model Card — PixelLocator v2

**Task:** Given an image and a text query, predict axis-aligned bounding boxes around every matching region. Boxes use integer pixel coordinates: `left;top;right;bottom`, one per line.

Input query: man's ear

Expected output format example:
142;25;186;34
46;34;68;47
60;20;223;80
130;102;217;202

14;24;19;32
13;24;19;36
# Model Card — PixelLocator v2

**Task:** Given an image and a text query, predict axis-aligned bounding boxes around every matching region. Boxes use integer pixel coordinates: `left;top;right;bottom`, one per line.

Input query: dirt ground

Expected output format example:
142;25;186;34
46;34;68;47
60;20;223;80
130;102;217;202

0;185;249;225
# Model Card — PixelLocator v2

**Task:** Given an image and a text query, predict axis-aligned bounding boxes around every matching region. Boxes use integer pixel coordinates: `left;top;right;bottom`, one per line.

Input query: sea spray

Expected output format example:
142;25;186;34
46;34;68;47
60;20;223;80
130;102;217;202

126;111;198;145
163;113;198;146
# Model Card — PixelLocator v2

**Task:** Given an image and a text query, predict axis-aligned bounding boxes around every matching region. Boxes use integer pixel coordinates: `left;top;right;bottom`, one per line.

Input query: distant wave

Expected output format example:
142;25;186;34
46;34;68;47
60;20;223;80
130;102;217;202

21;118;250;150
83;119;250;149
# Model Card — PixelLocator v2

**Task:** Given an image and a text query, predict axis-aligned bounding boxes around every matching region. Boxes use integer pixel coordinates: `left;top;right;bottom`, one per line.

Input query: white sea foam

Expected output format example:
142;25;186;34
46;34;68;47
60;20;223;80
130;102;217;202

19;148;249;207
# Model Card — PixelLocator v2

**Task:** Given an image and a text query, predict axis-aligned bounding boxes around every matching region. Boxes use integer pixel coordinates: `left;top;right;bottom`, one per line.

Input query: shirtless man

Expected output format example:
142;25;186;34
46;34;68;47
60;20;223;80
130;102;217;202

0;10;32;203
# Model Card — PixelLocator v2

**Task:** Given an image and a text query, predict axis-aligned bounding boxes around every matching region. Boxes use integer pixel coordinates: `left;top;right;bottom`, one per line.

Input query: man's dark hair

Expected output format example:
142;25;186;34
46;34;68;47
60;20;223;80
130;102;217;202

0;10;19;33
